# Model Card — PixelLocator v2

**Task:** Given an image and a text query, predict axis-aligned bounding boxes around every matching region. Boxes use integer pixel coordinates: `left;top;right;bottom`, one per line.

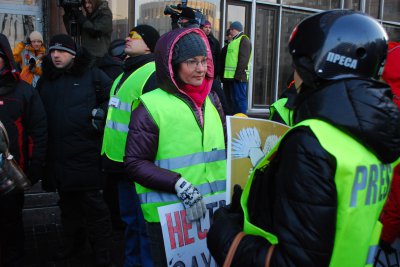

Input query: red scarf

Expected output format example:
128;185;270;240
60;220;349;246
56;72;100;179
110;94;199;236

179;79;210;127
180;79;209;109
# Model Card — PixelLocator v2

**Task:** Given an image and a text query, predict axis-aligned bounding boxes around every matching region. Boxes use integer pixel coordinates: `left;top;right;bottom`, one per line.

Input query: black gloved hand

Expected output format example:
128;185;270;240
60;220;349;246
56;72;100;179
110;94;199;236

91;108;106;132
74;9;87;24
28;58;36;72
207;207;243;266
230;184;243;213
379;239;396;254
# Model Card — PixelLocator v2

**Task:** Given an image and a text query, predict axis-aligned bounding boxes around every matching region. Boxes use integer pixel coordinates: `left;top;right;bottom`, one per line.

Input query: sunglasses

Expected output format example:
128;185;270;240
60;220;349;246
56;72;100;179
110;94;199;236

128;31;142;40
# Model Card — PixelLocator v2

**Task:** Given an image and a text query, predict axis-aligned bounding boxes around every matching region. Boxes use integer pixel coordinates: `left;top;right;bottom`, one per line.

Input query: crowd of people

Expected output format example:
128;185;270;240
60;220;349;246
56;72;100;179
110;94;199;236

0;2;400;267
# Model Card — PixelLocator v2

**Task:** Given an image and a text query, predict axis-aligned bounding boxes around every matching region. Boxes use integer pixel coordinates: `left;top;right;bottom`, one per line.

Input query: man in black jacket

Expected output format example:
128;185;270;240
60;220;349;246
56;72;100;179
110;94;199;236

38;34;114;267
63;0;112;64
0;33;47;267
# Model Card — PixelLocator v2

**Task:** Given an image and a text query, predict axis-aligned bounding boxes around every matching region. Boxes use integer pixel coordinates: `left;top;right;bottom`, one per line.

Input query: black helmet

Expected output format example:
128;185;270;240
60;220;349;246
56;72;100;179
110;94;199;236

289;10;388;82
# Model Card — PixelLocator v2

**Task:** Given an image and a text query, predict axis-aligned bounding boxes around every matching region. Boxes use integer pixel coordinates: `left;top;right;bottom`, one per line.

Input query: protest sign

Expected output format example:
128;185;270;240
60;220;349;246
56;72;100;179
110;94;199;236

158;193;226;267
226;116;290;202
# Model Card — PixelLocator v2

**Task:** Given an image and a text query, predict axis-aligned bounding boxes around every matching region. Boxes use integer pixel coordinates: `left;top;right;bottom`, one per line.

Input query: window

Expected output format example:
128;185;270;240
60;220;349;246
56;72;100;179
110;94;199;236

384;24;400;41
383;0;400;22
278;9;310;98
108;0;131;39
252;6;276;108
282;0;340;10
365;0;380;18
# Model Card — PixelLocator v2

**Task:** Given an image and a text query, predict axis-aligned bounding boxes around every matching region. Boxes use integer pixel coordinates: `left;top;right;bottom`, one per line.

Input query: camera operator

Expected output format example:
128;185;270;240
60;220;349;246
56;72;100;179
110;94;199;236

178;7;200;28
62;0;112;65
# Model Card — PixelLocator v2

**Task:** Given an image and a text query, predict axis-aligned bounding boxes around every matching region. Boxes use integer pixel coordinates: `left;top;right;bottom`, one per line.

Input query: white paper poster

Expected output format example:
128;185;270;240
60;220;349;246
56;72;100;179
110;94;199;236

158;193;226;267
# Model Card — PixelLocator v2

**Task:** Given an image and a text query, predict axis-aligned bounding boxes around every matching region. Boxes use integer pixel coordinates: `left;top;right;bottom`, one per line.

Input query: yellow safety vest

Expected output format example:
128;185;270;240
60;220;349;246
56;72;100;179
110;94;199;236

137;89;227;222
101;62;155;162
241;119;396;267
224;34;251;80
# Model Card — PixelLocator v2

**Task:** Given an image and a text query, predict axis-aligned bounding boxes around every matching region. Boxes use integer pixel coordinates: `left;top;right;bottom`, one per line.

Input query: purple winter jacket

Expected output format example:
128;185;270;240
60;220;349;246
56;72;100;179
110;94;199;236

124;28;226;194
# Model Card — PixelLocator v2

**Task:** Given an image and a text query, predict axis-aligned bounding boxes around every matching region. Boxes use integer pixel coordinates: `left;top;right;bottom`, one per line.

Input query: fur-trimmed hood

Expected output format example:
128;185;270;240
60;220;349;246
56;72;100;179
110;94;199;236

41;47;95;81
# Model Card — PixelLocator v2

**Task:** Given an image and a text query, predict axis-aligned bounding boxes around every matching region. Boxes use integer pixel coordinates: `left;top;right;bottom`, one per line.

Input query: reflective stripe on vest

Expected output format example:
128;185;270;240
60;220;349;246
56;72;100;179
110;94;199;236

155;149;226;170
269;98;293;126
101;62;155;162
138;180;226;204
224;35;251;79
241;119;396;266
137;89;226;222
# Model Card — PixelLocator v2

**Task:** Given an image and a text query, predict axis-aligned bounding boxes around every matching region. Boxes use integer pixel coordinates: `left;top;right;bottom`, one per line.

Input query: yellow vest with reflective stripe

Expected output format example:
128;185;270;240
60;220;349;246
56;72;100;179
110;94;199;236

241;119;396;267
101;62;155;162
138;89;227;222
224;34;251;79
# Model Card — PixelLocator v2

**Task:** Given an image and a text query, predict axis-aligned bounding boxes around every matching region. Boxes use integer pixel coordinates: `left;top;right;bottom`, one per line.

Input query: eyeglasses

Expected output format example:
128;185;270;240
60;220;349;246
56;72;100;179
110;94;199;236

128;31;142;40
184;58;207;70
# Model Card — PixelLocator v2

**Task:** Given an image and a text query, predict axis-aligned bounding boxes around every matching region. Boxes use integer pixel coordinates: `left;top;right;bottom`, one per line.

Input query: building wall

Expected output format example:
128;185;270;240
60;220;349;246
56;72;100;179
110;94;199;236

0;0;399;113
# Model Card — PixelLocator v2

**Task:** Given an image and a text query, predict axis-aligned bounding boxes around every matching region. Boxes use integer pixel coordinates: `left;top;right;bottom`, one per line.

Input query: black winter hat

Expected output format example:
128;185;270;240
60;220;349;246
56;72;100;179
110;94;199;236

49;34;77;55
131;25;160;53
172;32;207;66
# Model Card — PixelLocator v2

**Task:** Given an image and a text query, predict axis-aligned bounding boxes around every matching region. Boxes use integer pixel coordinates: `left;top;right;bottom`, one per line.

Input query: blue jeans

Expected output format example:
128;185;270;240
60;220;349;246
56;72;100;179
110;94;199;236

118;178;153;267
232;80;248;114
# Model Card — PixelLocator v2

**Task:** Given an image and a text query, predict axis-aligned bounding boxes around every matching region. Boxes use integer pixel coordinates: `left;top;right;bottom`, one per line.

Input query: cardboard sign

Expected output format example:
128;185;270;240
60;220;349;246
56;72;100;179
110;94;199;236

158;194;226;267
226;116;289;202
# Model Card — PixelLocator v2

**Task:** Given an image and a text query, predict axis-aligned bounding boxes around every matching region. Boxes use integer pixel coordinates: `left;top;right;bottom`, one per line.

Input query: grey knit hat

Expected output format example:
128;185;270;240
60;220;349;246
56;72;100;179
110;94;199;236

172;32;207;66
230;21;243;32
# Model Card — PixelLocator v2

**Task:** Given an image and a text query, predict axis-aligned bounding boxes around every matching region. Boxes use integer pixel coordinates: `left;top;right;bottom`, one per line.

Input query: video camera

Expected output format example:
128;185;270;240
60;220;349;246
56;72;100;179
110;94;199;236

57;0;82;39
57;0;82;8
164;2;186;23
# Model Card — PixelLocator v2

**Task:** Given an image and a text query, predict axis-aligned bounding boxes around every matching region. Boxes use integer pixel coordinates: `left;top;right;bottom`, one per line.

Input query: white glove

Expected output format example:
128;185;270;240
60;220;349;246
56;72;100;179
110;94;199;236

175;177;206;221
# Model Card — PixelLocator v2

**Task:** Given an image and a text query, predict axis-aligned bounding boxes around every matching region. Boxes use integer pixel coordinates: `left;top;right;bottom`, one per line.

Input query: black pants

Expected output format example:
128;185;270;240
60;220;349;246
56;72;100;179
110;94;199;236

0;191;24;267
146;222;167;267
58;190;113;265
103;173;125;230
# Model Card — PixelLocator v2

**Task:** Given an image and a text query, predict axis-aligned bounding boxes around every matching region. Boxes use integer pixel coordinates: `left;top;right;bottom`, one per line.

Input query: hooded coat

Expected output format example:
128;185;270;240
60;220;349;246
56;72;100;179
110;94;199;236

124;28;226;193
38;48;112;192
0;33;47;182
13;41;46;87
208;78;400;266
